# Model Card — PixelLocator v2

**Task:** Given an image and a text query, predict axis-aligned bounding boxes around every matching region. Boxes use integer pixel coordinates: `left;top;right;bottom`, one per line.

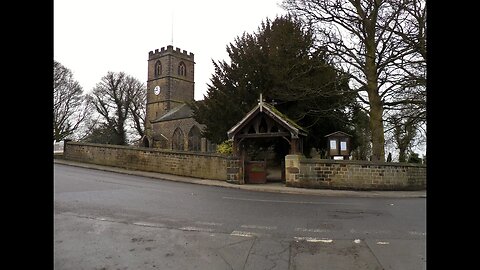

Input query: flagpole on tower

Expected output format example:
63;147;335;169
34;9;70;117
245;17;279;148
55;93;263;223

171;10;174;46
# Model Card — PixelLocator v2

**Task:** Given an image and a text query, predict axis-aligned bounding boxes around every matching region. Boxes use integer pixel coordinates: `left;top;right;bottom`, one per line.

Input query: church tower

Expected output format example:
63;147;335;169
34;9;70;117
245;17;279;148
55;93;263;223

145;45;195;137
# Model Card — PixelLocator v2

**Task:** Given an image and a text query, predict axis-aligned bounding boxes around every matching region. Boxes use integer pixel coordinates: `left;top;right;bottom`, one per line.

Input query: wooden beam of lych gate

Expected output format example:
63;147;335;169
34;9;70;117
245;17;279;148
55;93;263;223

235;132;291;138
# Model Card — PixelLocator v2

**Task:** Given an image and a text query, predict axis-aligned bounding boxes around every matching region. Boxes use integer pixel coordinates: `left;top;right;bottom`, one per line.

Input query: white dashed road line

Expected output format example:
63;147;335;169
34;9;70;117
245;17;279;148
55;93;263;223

95;217;125;223
241;224;277;230
408;231;426;236
179;226;214;232
133;222;166;228
230;231;257;237
376;241;390;245
294;227;329;233
294;237;333;243
195;221;223;226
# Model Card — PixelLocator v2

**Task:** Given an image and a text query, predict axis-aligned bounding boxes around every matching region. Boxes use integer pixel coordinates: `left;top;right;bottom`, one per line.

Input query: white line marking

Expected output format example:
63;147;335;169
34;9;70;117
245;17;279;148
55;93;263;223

195;221;223;226
230;231;256;237
241;225;277;230
363;230;391;235
376;241;390;245
133;222;165;228
222;196;357;205
294;237;333;243
179;226;213;232
65;213;128;224
295;227;329;233
354;239;361;244
92;217;124;223
408;231;426;236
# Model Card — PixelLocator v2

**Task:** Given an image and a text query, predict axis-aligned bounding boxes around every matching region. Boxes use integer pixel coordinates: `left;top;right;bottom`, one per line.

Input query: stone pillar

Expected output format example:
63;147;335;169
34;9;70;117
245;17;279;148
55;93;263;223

63;139;72;154
226;156;244;184
285;154;301;187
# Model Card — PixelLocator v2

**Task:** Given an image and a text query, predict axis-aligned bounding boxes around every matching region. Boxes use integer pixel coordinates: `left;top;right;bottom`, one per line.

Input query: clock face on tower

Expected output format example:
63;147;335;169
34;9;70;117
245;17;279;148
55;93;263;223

153;85;161;95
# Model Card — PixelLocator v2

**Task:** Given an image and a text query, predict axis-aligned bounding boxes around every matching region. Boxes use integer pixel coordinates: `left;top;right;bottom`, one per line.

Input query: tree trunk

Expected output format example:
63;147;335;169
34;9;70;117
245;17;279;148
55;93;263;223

117;120;127;145
364;19;385;162
368;98;385;162
398;147;407;162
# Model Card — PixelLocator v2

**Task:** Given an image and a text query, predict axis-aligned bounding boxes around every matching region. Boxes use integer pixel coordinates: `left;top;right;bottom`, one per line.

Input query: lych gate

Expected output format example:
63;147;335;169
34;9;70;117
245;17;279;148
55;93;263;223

227;94;306;184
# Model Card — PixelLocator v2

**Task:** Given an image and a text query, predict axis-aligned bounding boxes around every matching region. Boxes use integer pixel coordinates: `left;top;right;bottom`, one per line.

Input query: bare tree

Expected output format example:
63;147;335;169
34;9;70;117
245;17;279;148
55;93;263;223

75;112;101;141
282;0;426;161
88;72;145;145
53;60;90;142
128;83;146;139
385;0;426;158
384;102;426;160
391;115;417;162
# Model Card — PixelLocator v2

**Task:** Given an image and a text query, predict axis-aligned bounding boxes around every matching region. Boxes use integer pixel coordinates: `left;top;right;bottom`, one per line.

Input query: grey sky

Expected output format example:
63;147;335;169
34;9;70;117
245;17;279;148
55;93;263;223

54;0;286;100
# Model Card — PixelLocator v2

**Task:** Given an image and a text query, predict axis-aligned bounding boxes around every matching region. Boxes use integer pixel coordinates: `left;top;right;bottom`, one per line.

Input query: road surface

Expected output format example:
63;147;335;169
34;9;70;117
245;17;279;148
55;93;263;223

54;163;426;269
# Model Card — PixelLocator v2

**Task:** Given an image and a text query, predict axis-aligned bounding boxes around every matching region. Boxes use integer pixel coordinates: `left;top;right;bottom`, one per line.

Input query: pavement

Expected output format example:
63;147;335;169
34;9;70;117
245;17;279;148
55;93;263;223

53;158;426;198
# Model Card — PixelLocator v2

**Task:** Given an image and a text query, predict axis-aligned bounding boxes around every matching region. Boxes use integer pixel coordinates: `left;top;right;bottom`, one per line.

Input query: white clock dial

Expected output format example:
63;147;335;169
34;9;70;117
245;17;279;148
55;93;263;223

154;85;161;95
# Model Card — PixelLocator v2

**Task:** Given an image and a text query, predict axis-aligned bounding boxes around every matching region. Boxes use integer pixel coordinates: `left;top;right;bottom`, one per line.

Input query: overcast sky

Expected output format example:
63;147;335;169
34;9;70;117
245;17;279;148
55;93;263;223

54;0;286;100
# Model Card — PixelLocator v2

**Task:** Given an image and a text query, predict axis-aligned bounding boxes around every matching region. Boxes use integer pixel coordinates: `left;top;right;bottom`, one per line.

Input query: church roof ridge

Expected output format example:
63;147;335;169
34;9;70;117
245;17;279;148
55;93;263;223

151;103;193;123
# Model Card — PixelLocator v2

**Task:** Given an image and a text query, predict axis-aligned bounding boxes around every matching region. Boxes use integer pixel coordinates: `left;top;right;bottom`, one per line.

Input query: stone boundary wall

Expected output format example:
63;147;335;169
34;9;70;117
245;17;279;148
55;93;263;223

285;155;426;191
63;142;238;181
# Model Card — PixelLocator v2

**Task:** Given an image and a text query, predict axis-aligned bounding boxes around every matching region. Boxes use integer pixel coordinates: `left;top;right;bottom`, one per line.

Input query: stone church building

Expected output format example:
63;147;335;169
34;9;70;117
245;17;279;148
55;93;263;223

143;45;215;152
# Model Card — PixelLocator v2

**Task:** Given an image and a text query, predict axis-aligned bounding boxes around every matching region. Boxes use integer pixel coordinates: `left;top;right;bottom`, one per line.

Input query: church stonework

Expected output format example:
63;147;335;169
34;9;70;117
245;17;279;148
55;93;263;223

145;45;194;133
144;45;213;152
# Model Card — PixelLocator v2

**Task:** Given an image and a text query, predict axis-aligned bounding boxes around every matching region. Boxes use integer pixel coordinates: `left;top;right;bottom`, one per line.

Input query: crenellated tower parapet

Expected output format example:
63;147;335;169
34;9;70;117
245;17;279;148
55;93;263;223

149;45;194;61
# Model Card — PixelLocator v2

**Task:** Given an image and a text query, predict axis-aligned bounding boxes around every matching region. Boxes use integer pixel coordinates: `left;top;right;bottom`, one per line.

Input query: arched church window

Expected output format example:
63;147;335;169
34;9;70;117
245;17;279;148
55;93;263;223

178;61;186;76
142;136;150;148
172;128;184;150
155;60;162;77
188;126;201;151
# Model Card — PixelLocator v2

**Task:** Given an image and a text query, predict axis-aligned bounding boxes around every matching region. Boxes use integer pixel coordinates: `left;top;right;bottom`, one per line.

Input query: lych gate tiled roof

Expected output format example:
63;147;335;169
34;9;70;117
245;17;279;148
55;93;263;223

227;94;307;140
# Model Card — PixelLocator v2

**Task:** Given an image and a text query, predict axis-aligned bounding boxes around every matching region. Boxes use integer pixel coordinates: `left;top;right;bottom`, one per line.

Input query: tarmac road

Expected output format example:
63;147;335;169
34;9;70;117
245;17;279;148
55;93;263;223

54;163;426;270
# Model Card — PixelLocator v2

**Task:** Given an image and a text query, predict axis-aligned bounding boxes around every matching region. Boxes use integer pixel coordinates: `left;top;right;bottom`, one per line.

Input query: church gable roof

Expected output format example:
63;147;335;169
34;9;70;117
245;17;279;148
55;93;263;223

152;103;193;123
227;95;307;140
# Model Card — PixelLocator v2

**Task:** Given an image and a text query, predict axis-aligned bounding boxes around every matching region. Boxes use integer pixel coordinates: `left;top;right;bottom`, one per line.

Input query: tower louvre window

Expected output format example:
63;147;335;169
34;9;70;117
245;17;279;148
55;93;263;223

178;61;186;76
155;61;162;77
